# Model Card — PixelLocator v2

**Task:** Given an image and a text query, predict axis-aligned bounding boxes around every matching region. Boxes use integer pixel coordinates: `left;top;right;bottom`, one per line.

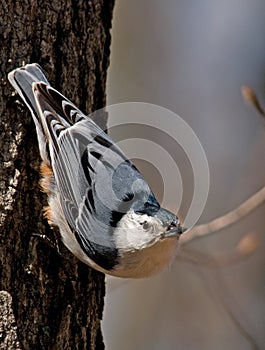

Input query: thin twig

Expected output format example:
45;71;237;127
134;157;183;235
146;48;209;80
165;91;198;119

179;186;265;246
241;85;265;118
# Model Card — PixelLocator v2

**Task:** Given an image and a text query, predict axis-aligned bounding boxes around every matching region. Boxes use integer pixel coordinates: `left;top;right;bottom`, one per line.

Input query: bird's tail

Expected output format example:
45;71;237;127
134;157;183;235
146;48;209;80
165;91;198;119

8;63;50;118
8;64;51;163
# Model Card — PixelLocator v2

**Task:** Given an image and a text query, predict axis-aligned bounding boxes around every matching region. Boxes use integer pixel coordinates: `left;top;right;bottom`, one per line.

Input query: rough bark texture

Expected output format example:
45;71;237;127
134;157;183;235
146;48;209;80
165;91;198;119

0;292;21;349
0;1;115;349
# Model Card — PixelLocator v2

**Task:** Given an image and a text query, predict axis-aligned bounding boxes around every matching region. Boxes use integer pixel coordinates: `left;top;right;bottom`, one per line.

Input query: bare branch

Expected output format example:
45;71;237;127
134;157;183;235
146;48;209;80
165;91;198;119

241;85;265;118
179;186;265;246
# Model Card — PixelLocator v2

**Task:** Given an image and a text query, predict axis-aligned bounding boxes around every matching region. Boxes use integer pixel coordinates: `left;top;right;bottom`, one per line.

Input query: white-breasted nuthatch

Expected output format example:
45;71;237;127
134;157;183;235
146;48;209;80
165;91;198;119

8;63;182;278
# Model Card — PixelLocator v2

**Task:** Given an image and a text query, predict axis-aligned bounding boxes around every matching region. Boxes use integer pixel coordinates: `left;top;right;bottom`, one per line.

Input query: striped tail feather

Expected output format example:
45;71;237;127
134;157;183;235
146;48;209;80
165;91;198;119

8;64;88;162
8;64;51;164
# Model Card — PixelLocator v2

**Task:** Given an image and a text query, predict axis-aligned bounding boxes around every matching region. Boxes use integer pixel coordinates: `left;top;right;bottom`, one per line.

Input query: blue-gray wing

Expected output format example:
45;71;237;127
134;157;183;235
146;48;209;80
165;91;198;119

33;83;157;261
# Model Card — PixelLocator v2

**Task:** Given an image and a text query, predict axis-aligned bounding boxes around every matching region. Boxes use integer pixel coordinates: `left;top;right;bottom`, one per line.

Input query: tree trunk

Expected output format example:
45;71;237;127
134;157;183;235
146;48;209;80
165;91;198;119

0;1;115;349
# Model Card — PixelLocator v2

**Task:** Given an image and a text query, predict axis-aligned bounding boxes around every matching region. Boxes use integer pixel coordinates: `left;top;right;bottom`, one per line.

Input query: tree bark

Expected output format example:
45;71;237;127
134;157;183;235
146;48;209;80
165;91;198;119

0;1;115;349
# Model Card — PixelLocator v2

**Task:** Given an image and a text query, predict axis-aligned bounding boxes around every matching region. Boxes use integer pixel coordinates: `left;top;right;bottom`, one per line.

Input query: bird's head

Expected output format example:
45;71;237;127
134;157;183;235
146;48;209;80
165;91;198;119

112;198;182;278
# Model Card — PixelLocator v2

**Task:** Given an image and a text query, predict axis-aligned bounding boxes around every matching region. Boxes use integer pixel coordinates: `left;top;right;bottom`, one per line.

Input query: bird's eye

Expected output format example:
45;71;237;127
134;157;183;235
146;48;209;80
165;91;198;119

141;221;150;230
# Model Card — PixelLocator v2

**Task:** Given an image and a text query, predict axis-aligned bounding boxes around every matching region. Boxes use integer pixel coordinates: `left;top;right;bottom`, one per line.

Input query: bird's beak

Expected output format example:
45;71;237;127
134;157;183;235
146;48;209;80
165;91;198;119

163;230;179;238
162;222;183;239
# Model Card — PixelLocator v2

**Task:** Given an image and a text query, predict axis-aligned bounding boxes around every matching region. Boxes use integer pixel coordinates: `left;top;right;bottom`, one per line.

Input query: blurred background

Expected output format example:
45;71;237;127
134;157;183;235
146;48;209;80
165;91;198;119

102;1;265;349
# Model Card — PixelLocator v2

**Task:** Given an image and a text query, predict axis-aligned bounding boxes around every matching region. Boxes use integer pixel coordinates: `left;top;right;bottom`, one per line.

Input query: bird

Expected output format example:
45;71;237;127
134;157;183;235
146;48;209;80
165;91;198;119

8;63;182;278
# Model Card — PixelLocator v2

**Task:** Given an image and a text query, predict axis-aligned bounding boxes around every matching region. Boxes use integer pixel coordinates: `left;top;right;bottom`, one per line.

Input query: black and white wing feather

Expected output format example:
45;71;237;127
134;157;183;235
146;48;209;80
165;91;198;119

34;83;159;269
